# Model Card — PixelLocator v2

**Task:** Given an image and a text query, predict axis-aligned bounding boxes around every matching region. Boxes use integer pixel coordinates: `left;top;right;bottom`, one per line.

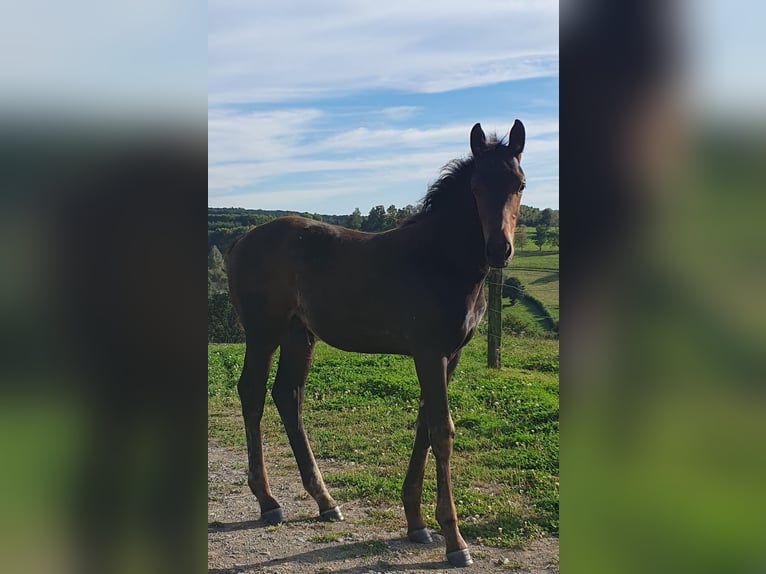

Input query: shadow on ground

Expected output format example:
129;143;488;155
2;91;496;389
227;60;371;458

209;536;449;574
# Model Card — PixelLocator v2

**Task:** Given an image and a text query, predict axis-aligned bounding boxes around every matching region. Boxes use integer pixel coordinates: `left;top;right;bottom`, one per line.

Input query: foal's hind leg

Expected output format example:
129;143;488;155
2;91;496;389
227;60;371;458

401;399;432;542
402;350;462;545
272;318;342;521
237;339;282;523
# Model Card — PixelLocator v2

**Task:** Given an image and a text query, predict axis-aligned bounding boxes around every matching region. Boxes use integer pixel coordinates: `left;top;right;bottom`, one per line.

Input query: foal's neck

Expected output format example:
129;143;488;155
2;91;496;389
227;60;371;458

420;197;489;282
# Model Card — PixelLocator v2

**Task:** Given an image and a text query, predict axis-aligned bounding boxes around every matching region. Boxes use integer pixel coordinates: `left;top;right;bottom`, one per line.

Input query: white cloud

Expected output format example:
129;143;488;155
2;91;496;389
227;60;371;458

208;148;457;192
208;116;557;191
208;107;323;164
208;111;557;165
207;1;559;211
209;1;558;104
208;117;559;211
377;106;420;121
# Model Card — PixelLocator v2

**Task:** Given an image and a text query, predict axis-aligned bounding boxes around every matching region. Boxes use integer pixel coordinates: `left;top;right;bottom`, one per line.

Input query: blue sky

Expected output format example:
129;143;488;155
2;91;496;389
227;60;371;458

208;1;559;215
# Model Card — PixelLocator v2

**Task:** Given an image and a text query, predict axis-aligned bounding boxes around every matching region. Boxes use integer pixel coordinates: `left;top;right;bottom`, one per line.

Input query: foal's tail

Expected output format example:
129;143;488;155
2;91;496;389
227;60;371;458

224;233;247;318
224;233;246;272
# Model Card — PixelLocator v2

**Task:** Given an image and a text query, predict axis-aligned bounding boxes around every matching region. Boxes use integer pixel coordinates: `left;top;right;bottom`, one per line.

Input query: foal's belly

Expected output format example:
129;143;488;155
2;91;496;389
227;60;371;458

299;301;483;358
305;316;413;356
295;299;413;356
316;330;412;356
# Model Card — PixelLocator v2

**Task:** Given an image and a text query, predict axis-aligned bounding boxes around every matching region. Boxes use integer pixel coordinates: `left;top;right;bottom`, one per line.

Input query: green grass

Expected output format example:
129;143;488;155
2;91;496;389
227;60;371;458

310;532;344;544
493;296;557;338
509;250;559;324
208;330;559;547
510;271;559;322
485;248;559;335
511;249;560;270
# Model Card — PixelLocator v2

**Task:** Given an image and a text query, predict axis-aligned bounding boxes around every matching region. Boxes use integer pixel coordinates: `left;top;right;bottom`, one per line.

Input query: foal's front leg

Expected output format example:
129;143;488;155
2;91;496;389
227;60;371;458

413;354;473;567
402;350;462;545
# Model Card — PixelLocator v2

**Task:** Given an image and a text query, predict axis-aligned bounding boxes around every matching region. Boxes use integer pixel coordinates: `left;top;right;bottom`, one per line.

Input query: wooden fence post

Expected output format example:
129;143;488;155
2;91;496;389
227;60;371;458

487;268;503;368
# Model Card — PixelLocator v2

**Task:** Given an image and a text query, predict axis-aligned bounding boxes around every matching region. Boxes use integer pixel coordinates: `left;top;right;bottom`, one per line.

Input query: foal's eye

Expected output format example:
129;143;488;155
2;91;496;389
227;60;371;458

520;182;526;191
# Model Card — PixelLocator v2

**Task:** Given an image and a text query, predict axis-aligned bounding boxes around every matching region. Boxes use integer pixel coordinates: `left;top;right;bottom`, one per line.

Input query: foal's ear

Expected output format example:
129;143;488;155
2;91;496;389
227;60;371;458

470;123;486;157
508;119;525;158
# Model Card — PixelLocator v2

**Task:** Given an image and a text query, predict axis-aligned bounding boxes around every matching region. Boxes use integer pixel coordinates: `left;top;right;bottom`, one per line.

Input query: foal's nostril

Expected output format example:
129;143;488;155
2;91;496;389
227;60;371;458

486;239;512;264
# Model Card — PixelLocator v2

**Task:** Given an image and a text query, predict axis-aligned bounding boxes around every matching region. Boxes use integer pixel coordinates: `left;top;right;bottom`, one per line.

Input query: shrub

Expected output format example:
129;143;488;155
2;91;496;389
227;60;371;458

208;292;245;343
502;276;526;306
502;313;543;337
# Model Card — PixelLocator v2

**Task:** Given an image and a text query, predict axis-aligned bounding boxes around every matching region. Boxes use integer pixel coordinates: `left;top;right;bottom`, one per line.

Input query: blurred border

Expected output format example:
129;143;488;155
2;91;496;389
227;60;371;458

562;1;766;573
0;1;208;572
0;119;208;574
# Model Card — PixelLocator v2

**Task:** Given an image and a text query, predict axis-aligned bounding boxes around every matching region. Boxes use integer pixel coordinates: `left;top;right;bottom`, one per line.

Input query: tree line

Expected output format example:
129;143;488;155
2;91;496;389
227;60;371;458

514;205;560;253
208;204;558;255
208;244;244;342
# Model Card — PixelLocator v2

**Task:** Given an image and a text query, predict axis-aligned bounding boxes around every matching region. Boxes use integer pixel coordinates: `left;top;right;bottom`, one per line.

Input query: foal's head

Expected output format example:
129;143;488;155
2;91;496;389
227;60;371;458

470;120;526;268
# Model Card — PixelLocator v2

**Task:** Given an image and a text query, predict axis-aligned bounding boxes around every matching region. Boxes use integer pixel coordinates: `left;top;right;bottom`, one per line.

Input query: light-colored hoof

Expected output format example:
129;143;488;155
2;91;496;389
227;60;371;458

261;507;284;525
319;506;344;522
446;548;474;567
408;528;433;544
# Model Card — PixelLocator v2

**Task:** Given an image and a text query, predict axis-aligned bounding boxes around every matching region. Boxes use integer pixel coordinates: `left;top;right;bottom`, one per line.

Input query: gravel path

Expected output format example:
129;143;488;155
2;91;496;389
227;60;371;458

208;440;558;573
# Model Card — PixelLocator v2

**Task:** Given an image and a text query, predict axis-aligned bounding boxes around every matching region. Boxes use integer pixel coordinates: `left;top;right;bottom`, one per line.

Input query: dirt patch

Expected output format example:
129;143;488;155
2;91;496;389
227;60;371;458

209;440;558;573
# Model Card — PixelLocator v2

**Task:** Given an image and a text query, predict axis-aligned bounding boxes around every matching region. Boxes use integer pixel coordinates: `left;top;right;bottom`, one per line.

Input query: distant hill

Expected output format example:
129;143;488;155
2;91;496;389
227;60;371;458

207;205;558;255
209;207;349;226
208;207;351;254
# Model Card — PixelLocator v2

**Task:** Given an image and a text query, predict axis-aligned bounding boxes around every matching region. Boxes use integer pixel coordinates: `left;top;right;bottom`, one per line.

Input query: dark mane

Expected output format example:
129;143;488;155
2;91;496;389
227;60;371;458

401;135;507;227
400;157;473;226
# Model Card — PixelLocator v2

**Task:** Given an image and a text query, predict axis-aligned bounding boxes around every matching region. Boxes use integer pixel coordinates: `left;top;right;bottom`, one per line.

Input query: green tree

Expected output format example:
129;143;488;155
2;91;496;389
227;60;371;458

519;205;541;227
208;292;245;342
540;208;555;227
534;225;550;253
397;204;417;224
208;245;228;295
515;225;528;249
362;205;386;232
348;207;362;230
548;226;560;248
385;204;399;230
208;225;250;256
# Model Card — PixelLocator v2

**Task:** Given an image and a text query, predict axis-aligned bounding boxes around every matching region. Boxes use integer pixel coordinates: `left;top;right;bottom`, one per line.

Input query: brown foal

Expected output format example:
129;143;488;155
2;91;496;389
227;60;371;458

226;120;526;567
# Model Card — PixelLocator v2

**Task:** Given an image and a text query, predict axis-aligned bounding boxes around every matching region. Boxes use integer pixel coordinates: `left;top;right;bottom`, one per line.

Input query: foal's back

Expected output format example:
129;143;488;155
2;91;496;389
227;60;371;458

227;216;423;354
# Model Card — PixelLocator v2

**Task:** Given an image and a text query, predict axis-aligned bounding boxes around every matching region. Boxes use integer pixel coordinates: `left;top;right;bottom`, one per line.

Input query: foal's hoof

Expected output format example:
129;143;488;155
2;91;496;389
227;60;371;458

446;548;474;567
407;528;433;544
319;506;344;522
260;507;284;525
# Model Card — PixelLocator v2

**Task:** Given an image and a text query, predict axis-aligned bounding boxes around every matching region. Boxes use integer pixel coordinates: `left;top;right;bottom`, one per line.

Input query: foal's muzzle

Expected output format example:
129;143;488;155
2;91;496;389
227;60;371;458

486;238;512;268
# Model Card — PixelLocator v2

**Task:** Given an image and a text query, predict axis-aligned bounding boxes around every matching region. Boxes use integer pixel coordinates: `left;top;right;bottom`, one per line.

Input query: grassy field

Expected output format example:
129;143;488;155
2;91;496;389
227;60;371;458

512;249;560;271
500;248;560;329
209;329;559;547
